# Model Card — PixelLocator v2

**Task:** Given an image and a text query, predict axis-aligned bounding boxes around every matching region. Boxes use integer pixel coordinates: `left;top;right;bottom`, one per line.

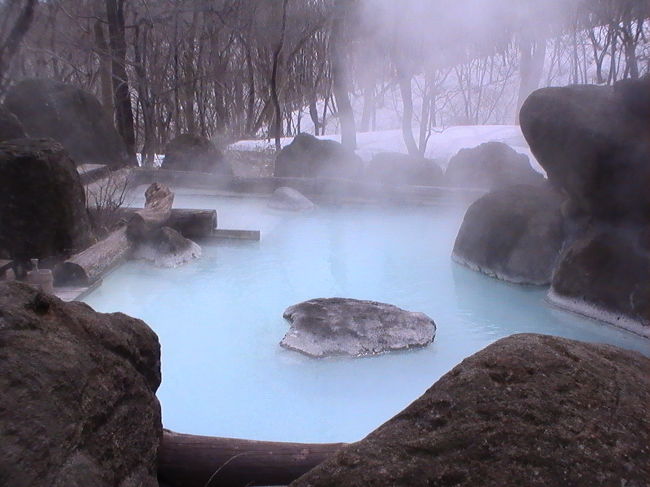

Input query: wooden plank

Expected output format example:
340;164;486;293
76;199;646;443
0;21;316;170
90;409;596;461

158;430;345;487
210;229;260;241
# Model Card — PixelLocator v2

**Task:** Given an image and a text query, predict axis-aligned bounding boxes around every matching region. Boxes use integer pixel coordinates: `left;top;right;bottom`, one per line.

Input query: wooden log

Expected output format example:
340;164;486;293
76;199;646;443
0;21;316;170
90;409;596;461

210;229;260;241
54;227;131;286
96;208;217;239
127;183;174;241
166;209;217;238
158;430;345;487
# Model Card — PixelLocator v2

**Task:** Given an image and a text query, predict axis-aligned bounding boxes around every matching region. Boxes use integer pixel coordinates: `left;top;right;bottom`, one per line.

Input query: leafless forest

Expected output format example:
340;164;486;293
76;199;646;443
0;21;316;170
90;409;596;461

1;0;649;163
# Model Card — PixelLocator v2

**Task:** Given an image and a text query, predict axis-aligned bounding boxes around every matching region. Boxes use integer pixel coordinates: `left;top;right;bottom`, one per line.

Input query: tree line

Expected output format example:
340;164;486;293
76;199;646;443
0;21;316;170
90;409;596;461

1;0;649;163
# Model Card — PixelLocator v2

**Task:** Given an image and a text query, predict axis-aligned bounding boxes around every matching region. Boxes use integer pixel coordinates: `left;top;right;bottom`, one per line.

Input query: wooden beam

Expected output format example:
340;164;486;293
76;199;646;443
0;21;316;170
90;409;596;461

158;430;345;487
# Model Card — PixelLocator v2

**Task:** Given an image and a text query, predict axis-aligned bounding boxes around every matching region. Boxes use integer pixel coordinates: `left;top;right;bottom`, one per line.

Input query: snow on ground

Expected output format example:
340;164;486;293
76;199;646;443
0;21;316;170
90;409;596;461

231;124;541;173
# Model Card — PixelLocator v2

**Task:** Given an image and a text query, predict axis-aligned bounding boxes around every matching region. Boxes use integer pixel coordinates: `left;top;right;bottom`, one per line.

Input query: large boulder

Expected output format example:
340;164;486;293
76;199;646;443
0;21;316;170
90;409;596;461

268;186;315;211
520;81;650;223
291;334;650;487
161;134;232;175
4;79;129;167
280;298;436;358
0;105;25;141
0;138;94;262
365;152;443;186
274;133;362;179
520;79;650;333
0;281;161;486
550;229;650;334
445;142;544;190
453;184;565;285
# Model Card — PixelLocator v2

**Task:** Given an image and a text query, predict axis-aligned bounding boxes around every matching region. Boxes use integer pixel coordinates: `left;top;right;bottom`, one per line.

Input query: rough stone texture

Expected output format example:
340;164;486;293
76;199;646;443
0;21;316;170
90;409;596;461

551;228;650;333
521;79;650;333
453;184;564;285
445;142;544;190
281;298;436;358
0;105;25;141
161;134;232;175
365;152;443;186
268;186;315;211
291;333;650;487
4;79;129;167
274;133;363;179
132;226;201;267
0;138;94;262
520;81;650;223
0;281;162;487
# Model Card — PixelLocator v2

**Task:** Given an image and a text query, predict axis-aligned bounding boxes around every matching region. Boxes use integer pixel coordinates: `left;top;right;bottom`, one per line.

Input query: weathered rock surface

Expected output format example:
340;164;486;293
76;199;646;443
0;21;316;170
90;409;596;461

550;229;650;335
0;138;94;262
0;281;162;487
274;133;362;179
268;186;315;211
445;142;544;190
281;298;436;358
520;82;650;222
4;79;129;167
453;184;564;285
291;333;650;487
132;226;201;267
365;152;443;186
521;79;650;333
161;134;232;175
0;105;25;141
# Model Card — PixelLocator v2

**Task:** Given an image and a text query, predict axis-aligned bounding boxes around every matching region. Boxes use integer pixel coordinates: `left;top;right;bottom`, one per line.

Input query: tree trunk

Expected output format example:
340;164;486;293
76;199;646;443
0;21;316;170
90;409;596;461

398;72;419;156
331;0;356;150
158;430;345;487
93;20;114;117
271;0;290;152
105;0;137;165
516;36;547;124
0;0;37;94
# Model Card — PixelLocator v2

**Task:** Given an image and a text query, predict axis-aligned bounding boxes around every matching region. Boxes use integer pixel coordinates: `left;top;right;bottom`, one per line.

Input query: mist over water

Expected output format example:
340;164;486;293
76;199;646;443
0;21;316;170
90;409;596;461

84;192;650;443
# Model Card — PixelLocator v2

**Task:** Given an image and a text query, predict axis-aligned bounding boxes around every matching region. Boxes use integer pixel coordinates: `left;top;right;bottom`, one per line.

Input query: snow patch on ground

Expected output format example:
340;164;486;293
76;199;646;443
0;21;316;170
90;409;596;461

231;125;542;173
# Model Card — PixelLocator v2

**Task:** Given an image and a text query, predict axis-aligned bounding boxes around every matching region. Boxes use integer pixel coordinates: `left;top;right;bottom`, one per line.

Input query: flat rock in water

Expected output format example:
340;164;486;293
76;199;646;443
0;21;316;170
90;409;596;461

268;186;315;211
290;334;650;487
281;298;436;358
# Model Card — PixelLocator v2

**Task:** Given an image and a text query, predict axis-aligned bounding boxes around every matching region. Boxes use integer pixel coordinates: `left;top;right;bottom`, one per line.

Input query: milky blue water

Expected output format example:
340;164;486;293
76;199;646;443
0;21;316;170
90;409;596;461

83;190;650;443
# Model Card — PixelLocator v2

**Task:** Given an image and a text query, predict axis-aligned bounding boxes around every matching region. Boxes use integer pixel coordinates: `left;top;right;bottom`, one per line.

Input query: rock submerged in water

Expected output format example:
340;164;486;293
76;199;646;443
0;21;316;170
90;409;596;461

453;184;564;285
290;333;650;487
0;281;161;487
280;298;436;358
132;226;201;268
268;186;315;211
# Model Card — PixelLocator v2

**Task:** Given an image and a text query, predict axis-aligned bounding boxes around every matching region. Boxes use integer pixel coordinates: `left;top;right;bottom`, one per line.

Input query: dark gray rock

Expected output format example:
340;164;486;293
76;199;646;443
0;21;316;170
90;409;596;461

274;133;362;179
365;152;443;186
520;81;650;223
4;79;129;167
133;226;201;267
281;298;436;358
549;228;650;335
0;105;25;141
445;142;544;190
268;186;315;211
453;184;564;285
291;334;650;487
0;281;161;487
161;134;232;175
0;138;94;263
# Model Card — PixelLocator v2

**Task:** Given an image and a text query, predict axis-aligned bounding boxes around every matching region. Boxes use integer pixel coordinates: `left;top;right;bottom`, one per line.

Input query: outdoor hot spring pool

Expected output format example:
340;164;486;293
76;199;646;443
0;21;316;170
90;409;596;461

83;189;650;443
